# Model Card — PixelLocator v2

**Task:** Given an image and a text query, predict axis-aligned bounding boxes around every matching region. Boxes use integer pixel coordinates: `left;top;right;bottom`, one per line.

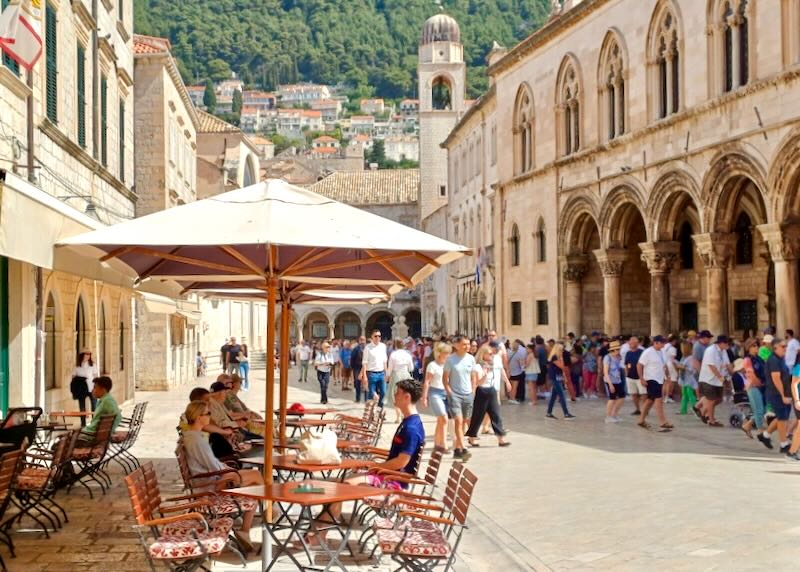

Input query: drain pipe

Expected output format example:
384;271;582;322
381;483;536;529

91;0;99;160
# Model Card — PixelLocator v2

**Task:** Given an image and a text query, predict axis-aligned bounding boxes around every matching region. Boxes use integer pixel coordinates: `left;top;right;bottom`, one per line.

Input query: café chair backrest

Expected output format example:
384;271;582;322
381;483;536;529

452;467;478;525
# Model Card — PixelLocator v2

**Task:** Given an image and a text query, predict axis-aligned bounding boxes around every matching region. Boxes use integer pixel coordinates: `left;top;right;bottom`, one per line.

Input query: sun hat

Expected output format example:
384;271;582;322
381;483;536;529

698;330;713;339
608;340;621;352
762;334;774;344
733;358;745;372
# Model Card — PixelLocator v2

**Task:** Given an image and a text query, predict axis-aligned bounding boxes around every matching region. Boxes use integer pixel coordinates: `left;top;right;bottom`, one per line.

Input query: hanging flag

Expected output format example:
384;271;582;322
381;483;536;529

0;0;42;71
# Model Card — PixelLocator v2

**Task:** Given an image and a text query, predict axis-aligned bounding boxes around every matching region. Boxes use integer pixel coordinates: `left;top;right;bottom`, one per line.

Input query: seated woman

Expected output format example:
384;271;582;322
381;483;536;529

179;387;240;461
182;400;263;552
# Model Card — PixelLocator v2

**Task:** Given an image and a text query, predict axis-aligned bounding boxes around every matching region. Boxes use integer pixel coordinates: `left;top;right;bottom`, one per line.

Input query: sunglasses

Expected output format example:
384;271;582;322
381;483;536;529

373;334;381;338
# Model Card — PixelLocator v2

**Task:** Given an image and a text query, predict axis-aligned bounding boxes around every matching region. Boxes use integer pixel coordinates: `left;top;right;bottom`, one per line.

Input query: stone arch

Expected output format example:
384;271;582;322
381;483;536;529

43;285;62;391
333;310;362;339
598;182;649;248
768;126;800;223
701;147;769;232
117;295;130;373
404;308;422;339
430;73;455;111
559;194;600;254
647;165;704;240
646;0;686;119
243;155;257;187
302;308;332;341
365;308;395;341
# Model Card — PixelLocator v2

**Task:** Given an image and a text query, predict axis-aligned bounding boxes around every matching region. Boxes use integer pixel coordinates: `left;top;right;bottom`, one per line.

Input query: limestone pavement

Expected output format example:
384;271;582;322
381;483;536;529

8;366;800;571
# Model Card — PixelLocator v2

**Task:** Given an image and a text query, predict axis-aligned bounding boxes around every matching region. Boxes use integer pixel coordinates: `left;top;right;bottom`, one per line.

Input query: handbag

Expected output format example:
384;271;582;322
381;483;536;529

296;428;341;465
69;376;89;400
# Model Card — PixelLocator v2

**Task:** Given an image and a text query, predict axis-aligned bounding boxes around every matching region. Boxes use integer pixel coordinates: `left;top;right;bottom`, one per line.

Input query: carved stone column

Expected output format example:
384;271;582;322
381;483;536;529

593;248;627;336
562;254;588;335
758;223;800;334
639;241;680;335
693;233;736;335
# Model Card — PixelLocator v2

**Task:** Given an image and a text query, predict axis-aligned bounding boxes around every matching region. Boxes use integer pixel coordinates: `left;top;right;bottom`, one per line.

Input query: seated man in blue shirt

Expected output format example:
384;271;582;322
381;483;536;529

77;376;121;444
308;378;425;545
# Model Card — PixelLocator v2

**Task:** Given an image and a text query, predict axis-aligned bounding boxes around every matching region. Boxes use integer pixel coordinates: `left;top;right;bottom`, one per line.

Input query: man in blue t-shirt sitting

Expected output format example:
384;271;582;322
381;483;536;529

307;378;425;545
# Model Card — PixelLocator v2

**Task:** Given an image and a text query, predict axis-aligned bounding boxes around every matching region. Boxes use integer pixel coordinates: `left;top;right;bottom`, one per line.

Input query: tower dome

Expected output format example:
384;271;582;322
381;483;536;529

421;12;461;45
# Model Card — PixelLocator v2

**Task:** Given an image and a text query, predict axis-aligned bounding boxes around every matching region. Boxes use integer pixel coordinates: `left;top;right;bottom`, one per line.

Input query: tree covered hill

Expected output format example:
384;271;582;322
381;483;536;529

133;0;551;99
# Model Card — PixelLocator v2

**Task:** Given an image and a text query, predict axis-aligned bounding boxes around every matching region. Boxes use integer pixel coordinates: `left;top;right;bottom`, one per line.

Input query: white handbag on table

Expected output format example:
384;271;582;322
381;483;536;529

297;428;341;465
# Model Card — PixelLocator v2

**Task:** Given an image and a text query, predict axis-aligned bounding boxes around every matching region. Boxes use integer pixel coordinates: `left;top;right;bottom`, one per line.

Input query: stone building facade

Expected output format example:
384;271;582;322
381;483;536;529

0;0;137;411
132;35;200;390
434;0;800;340
196;110;261;198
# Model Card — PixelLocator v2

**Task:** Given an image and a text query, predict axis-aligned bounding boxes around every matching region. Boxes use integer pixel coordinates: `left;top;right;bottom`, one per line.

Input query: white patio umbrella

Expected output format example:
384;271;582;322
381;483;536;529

57;179;469;544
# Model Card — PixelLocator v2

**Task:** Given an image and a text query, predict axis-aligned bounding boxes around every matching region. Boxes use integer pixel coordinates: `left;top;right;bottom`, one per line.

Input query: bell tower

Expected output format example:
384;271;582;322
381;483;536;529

418;10;466;222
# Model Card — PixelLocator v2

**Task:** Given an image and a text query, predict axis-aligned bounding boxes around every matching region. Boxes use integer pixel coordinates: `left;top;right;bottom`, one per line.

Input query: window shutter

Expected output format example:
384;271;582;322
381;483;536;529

45;3;57;123
1;0;20;75
118;99;125;182
76;45;86;148
100;75;107;166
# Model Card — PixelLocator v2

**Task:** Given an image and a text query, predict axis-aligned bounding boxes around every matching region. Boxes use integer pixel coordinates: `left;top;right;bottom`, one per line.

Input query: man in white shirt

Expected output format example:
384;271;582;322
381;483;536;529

662;335;679;404
360;330;389;407
636;336;672;431
297;341;312;383
697;335;731;426
785;329;800;369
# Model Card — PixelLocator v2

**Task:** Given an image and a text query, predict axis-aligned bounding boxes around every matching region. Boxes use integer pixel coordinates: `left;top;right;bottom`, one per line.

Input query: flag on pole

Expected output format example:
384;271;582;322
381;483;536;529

0;0;42;71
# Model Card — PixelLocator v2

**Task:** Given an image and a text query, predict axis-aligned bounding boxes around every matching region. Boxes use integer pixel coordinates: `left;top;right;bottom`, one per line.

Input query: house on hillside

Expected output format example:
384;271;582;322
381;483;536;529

278;83;331;105
360;98;385;115
187;85;206;108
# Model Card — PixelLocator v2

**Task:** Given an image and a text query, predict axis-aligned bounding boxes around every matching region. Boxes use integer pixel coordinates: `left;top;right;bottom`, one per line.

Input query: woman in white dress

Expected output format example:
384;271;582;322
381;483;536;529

71;348;100;427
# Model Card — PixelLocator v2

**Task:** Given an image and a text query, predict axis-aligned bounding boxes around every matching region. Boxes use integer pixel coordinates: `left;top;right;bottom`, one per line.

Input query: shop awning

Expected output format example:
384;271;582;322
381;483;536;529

138;291;177;314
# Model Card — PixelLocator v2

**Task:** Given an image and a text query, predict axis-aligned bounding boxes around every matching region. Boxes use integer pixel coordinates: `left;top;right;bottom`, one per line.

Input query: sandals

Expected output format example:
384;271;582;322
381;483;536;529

498;441;512;447
708;420;723;427
637;421;651;430
467;439;481;448
661;423;674;429
742;426;753;439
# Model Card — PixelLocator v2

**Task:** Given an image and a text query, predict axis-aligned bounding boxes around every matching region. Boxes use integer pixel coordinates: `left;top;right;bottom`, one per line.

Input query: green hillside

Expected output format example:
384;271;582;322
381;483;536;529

133;0;551;99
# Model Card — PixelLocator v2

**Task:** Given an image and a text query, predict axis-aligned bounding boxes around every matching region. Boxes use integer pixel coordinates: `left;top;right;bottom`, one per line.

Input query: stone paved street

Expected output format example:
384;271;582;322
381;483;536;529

7;367;800;571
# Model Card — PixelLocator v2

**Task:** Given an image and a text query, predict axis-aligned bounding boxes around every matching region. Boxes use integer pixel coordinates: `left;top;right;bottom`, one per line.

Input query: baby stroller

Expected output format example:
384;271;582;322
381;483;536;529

729;372;752;428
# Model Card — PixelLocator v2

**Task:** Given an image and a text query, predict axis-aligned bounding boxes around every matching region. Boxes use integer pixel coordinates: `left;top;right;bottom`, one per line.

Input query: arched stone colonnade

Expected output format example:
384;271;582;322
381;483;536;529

278;304;423;342
559;134;800;337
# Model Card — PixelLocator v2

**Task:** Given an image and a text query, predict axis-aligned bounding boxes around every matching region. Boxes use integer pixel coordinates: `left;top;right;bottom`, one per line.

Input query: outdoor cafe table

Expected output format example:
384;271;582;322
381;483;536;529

226;480;392;572
286;418;341;438
273;408;340;419
240;454;375;482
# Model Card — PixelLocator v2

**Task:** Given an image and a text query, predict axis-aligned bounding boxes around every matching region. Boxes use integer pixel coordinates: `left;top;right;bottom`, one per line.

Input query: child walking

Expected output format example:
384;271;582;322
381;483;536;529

678;341;698;414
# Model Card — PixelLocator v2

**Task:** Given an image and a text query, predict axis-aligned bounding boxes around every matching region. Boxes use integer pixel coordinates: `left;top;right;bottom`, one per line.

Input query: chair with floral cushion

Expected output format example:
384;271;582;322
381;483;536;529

7;430;78;537
375;466;478;572
174;437;258;521
66;414;116;498
124;465;232;572
0;446;27;572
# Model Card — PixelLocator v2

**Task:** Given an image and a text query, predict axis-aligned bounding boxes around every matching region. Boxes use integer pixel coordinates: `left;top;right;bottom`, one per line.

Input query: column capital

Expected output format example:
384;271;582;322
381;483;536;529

757;223;800;262
692;233;736;269
561;254;588;283
593;248;626;277
639;241;680;275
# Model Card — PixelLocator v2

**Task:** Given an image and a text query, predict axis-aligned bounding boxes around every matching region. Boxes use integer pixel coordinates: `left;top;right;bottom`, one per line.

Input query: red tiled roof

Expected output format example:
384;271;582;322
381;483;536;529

133;34;171;55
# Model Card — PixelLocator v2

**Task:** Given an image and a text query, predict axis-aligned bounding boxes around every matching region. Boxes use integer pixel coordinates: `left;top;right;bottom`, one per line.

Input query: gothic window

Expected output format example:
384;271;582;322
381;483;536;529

513;85;534;174
735;211;753;264
536;218;547;262
557;61;581;156
510;224;520;267
600;37;626;141
650;4;681;119
718;0;750;93
75;296;86;361
678;221;694;270
431;76;452;110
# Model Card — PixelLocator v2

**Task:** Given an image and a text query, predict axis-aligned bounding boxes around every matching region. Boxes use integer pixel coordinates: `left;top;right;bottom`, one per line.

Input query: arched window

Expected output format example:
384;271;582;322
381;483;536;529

557;60;581;156
431;76;452;110
510;224;520;267
536;218;547;262
600;35;626;141
650;4;681;119
243;156;256;187
513;85;534;174
678;221;694;270
99;303;108;373
717;0;750;93
75;296;86;362
45;293;57;390
735;211;753;264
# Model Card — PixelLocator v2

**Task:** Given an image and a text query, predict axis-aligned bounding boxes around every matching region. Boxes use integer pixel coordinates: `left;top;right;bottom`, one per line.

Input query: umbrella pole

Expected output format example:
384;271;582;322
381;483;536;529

264;278;277;513
279;300;290;447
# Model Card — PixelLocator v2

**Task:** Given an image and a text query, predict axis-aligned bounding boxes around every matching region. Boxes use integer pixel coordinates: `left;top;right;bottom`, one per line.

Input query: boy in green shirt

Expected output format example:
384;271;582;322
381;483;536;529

78;376;120;443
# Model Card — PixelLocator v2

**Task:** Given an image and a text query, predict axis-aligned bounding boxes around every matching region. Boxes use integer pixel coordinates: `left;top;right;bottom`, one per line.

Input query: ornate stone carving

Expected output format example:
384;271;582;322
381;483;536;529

562;254;588;282
692;233;736;269
639;242;680;275
593;248;627;277
757;223;800;262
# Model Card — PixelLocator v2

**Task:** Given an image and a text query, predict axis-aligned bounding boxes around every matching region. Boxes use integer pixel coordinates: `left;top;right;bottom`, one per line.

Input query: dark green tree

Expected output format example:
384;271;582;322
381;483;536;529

366;139;387;167
203;79;216;112
232;89;243;114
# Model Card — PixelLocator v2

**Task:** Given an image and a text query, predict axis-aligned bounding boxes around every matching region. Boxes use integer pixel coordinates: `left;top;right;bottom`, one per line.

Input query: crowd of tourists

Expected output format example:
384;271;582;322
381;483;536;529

290;327;800;463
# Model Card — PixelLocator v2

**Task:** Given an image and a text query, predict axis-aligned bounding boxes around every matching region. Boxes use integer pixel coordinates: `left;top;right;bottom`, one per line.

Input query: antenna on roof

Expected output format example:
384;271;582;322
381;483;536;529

434;0;444;12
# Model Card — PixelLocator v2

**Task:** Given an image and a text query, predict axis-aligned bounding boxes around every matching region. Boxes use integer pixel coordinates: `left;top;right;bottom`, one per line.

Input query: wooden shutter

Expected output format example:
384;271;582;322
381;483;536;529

76;45;86;148
45;3;57;123
100;75;107;166
118;99;125;182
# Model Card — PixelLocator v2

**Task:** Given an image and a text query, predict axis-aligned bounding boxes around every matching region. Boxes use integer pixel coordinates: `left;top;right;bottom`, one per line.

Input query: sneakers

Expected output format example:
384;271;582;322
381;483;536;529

664;397;674;404
605;416;620;423
545;413;557;419
564;414;576;420
757;433;773;449
787;452;800;461
507;399;519;405
780;443;791;454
